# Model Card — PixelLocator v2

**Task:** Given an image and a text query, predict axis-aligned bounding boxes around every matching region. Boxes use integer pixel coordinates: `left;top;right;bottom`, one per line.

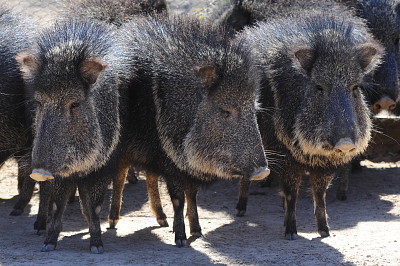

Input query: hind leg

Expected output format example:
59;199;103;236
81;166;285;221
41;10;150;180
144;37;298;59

184;181;201;237
146;172;168;227
236;177;250;217
310;173;334;237
336;164;350;201
108;158;129;229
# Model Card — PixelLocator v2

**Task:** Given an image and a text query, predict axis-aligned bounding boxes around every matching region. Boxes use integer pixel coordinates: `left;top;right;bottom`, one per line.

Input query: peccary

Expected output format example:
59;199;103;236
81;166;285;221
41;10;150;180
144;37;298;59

62;0;167;27
347;0;400;114
17;15;269;251
240;4;384;239
116;15;269;246
0;6;39;217
17;20;121;253
60;0;168;228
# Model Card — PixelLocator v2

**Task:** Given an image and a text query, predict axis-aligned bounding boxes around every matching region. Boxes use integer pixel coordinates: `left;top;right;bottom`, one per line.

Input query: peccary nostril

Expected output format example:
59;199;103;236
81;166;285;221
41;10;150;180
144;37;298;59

334;138;356;153
30;169;55;181
373;96;396;112
250;166;270;181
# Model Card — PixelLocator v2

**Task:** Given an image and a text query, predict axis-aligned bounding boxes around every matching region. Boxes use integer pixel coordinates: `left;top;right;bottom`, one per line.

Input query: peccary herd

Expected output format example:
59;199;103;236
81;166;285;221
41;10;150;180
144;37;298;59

0;0;399;253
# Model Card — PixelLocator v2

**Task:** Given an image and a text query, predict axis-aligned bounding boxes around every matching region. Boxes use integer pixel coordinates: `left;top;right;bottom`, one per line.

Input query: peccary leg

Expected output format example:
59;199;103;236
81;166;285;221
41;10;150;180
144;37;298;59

236;177;250;217
108;158;129;229
310;174;333;237
34;181;52;234
336;164;350;201
42;179;75;252
281;173;301;240
165;178;186;247
184;182;201;237
11;158;34;216
146;172;168;227
78;177;109;254
126;167;138;184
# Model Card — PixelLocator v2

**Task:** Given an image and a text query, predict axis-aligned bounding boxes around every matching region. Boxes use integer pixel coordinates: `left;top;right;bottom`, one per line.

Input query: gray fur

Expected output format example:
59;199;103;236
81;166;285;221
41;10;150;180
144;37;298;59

240;3;384;239
61;0;167;27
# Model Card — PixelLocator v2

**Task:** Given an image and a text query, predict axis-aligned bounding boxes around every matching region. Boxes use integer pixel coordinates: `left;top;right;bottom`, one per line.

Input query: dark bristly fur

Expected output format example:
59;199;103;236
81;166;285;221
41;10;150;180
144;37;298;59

240;3;384;239
348;0;400;114
119;15;268;247
17;20;123;254
62;0;167;27
17;15;269;252
0;6;40;218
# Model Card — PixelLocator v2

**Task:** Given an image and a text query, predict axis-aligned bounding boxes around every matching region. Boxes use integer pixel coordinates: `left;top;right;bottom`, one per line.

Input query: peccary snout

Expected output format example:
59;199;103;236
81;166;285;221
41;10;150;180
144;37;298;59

30;169;54;181
334;138;356;153
249;166;270;181
372;96;396;114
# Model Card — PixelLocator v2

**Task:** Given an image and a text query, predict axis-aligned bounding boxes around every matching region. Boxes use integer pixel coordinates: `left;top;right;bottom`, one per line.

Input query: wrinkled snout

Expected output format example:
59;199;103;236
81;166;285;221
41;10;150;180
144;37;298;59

372;96;396;114
334;138;356;153
249;166;270;181
30;168;54;181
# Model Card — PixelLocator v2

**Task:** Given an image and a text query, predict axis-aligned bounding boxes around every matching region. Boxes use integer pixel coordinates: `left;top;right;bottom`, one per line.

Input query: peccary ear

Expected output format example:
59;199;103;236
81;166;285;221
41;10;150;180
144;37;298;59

15;51;38;80
290;46;315;74
354;43;384;74
80;58;108;85
194;64;218;88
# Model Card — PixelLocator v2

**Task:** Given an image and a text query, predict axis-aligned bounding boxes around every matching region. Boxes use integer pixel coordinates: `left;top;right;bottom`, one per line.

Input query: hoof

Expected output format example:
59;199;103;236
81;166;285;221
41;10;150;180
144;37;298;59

285;233;298;240
157;218;169;227
108;219;118;229
41;244;56;252
236;209;246;217
10;209;23;216
318;230;330;238
90;245;104;254
175;239;187;248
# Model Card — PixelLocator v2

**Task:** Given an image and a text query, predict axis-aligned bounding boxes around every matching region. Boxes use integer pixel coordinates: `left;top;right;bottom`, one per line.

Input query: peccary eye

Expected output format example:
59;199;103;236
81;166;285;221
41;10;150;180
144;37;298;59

220;108;231;118
316;85;324;92
69;102;80;111
395;37;399;46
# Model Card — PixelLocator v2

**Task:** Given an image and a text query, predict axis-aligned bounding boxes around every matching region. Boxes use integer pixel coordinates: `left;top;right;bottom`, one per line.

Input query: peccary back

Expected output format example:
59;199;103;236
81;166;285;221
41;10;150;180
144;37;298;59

62;0;167;27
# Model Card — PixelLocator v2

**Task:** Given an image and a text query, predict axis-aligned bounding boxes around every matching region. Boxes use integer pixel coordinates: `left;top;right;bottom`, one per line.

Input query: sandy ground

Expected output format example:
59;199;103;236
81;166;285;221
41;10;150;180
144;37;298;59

1;159;400;265
0;0;400;265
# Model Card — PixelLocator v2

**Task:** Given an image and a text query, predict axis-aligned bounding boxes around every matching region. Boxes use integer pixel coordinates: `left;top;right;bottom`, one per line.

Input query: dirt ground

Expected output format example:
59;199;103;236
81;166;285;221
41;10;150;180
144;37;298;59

1;158;400;265
0;0;400;265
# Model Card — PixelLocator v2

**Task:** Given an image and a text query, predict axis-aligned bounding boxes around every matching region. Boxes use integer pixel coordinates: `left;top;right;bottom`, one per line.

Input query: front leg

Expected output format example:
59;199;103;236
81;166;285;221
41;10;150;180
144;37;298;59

165;177;186;247
42;178;75;252
281;172;301;240
78;175;110;254
310;173;334;237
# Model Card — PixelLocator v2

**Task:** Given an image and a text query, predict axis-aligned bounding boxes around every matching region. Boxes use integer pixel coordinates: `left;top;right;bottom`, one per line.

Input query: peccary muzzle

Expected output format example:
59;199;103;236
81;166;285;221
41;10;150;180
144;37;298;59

249;166;270;181
30;169;54;181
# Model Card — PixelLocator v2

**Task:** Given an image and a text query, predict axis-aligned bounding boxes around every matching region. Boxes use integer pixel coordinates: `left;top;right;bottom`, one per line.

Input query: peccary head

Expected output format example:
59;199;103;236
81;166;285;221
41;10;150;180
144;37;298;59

126;16;269;180
243;12;384;167
353;0;400;114
16;21;121;178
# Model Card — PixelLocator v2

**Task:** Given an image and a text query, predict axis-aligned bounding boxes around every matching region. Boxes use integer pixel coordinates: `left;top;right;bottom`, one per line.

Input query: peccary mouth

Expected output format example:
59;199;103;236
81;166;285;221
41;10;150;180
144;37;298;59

249;166;270;181
30;169;54;181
